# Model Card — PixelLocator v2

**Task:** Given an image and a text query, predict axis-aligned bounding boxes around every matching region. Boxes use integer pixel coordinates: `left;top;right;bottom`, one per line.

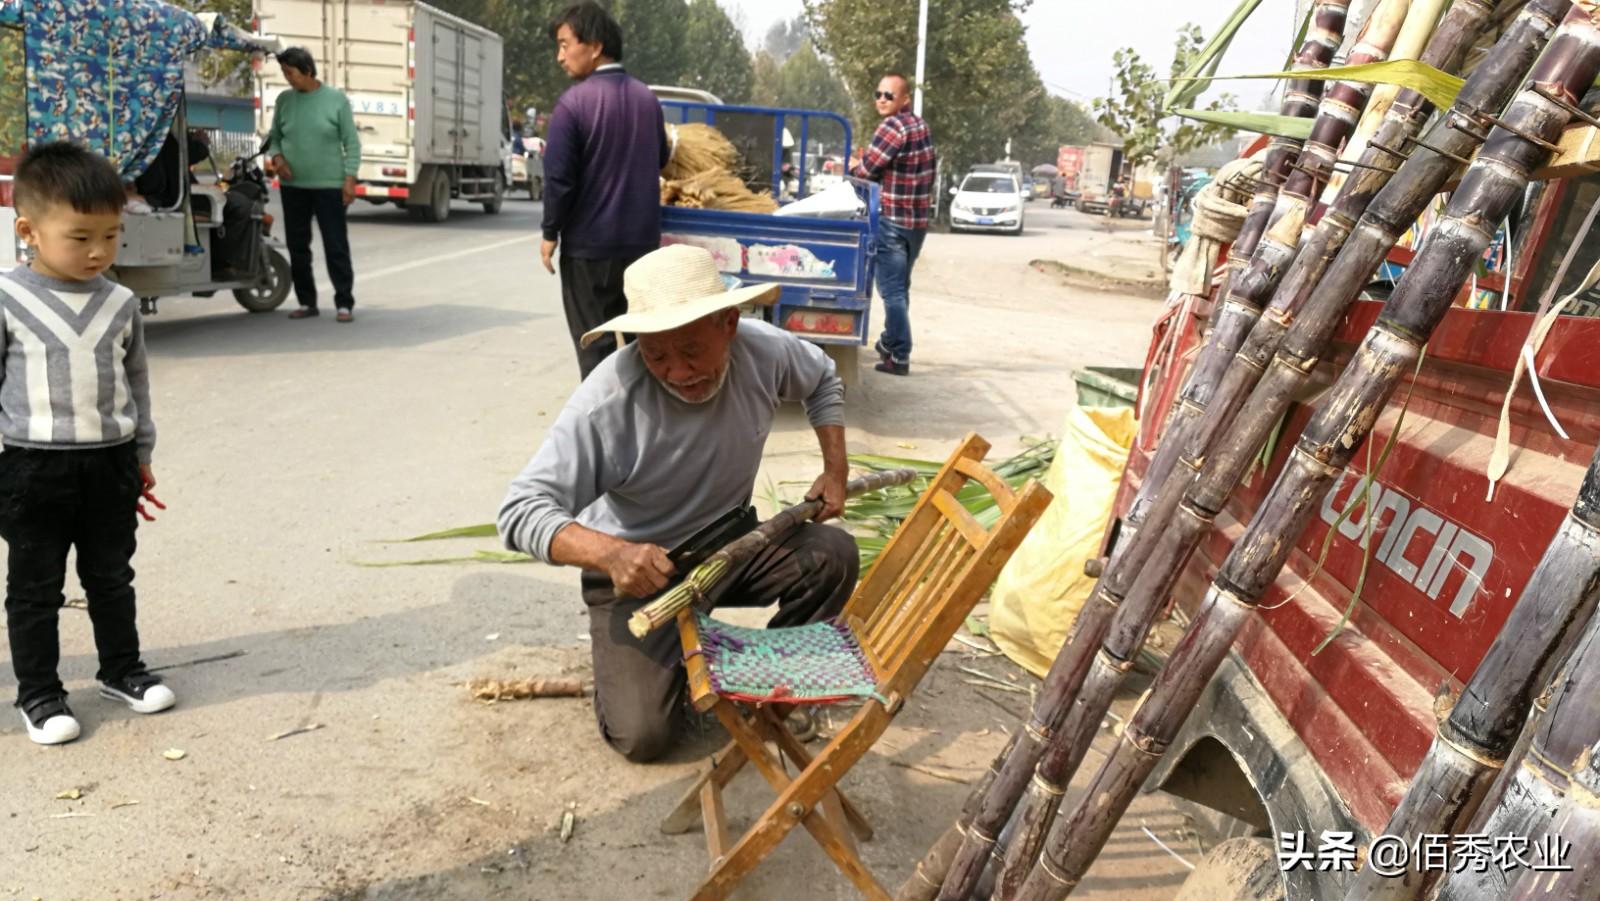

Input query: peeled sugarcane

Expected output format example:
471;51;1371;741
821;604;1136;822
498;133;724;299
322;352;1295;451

1345;451;1600;900
1007;19;1600;898
891;15;1356;901
988;2;1551;895
1452;562;1600;900
627;468;916;638
1507;735;1600;899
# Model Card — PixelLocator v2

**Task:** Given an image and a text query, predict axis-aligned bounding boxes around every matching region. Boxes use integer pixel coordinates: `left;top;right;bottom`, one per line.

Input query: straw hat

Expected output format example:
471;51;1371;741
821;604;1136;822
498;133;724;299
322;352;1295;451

579;244;780;348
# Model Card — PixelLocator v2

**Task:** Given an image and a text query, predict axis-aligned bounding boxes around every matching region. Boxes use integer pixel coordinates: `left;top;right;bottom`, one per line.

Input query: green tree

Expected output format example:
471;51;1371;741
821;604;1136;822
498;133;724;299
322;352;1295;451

776;41;851;114
1011;95;1106;166
1092;24;1237;167
611;0;690;85
751;50;783;105
762;15;809;63
681;0;754;102
805;0;1044;177
171;0;254;91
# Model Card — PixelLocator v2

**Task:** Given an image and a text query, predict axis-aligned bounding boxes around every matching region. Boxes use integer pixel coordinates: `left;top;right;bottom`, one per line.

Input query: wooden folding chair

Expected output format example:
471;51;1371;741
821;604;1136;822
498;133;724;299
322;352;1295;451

659;433;1052;900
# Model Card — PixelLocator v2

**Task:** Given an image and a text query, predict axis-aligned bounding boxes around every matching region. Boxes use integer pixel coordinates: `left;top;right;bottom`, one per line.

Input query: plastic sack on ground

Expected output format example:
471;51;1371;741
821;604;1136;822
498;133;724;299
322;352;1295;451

989;405;1137;677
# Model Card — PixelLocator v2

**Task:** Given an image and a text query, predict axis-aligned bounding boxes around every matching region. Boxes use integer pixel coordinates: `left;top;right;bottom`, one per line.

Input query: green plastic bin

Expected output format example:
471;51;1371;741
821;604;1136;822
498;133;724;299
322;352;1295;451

1073;367;1141;408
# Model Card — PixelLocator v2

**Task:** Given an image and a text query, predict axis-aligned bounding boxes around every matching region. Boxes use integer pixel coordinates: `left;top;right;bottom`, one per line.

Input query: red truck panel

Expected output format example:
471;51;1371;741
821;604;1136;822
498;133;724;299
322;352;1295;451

1119;293;1600;833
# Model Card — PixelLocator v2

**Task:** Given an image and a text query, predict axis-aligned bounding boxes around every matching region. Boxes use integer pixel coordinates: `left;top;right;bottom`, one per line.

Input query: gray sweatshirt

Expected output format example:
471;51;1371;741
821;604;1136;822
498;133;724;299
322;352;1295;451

499;319;845;564
0;267;156;463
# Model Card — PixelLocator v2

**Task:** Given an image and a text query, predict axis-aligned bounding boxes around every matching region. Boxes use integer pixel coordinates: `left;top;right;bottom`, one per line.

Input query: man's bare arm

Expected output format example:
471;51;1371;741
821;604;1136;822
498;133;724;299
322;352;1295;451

550;522;676;598
807;424;849;521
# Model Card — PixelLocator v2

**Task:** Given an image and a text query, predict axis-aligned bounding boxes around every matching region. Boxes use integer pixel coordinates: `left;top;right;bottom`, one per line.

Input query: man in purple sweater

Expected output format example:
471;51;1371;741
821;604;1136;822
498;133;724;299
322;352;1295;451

541;3;670;378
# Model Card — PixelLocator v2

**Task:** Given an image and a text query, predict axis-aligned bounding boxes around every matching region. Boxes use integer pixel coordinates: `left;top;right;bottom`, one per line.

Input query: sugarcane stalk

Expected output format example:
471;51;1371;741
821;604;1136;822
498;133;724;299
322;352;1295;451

1006;16;1600;897
1434;559;1600;897
627;468;915;637
1506;737;1600;899
984;1;1552;891
901;16;1352;893
1448;567;1600;900
1345;447;1600;901
1122;0;1351;547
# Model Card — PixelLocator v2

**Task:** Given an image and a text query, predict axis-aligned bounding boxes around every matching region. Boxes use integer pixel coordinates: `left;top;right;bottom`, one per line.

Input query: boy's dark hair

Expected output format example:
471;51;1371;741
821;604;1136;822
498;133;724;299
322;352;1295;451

12;141;126;217
277;47;317;78
548;2;623;61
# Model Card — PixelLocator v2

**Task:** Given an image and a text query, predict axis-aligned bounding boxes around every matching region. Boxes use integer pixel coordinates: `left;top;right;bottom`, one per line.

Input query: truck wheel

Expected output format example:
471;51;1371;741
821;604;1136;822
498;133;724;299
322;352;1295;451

529;175;543;202
233;247;292;313
483;172;505;215
426;171;451;223
1172;838;1285;901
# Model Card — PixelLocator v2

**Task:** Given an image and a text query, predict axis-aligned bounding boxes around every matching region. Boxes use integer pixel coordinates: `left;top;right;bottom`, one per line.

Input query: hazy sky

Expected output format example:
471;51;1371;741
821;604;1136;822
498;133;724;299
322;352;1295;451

721;0;1304;110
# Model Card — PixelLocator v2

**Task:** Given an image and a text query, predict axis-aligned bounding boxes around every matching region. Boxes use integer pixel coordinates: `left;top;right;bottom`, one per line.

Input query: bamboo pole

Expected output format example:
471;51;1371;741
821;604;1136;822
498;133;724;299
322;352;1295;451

1005;14;1600;897
1344;448;1600;901
627;468;916;638
988;1;1554;892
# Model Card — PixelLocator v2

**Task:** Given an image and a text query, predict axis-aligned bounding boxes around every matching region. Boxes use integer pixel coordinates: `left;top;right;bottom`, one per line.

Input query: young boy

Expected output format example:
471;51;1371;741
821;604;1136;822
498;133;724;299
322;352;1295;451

1;141;173;745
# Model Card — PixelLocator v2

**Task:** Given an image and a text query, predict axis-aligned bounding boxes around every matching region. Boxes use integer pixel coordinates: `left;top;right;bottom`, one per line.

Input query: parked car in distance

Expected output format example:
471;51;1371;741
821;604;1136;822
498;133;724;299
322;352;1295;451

949;171;1025;235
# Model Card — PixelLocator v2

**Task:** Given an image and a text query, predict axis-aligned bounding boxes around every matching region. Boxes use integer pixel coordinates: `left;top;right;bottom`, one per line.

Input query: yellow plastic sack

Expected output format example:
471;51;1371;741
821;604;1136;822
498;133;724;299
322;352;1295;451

989;405;1138;677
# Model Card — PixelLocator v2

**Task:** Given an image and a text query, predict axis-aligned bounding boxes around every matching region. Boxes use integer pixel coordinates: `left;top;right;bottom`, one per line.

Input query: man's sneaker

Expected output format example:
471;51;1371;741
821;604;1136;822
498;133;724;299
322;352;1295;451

873;339;893;364
19;695;80;745
99;671;175;714
287;306;319;320
874;360;910;376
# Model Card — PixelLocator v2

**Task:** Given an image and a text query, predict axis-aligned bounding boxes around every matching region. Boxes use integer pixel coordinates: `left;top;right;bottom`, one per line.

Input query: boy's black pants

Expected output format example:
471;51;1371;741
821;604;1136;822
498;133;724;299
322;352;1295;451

0;444;145;709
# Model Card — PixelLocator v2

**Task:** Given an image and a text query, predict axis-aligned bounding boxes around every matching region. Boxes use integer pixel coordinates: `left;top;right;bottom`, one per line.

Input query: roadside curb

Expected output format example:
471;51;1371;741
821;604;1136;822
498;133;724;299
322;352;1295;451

1029;258;1167;299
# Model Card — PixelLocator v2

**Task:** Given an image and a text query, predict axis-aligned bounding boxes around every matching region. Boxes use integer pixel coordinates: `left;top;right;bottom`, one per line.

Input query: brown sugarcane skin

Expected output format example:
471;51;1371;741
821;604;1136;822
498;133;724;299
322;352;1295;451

1010;29;1600;899
1506;741;1600;900
896;739;1013;901
1006;0;1567;836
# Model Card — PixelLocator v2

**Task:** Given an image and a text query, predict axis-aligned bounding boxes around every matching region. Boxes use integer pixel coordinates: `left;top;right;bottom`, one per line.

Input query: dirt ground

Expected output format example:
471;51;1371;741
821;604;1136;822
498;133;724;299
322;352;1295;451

0;201;1201;899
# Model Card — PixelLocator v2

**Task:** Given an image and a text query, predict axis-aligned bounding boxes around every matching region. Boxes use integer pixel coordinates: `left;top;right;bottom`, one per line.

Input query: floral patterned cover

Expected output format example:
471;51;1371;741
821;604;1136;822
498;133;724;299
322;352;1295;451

0;0;257;181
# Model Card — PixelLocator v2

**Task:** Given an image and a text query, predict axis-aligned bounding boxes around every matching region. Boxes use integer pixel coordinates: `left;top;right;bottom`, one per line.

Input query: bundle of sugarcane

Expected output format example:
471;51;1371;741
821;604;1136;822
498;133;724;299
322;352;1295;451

1007;11;1600;897
981;4;1570;894
660;169;779;214
895;8;1355;901
627;468;916;638
1389;441;1600;900
662;122;740;181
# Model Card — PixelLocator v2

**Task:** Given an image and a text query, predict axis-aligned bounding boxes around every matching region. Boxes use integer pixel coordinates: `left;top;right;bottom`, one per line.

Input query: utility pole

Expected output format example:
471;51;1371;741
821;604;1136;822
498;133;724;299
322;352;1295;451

913;0;929;116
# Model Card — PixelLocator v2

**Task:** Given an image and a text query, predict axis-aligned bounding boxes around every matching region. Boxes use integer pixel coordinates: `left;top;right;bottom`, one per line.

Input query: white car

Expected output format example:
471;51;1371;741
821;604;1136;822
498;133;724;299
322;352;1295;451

949;173;1025;235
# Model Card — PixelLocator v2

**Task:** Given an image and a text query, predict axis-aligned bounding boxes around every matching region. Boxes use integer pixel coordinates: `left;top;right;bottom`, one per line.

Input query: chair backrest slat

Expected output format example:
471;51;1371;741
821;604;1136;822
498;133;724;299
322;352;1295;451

842;433;1051;699
865;519;957;650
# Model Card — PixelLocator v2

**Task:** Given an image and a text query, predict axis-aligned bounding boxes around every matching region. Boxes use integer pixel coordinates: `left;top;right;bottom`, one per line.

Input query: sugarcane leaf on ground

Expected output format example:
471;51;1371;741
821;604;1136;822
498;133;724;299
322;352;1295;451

379;523;499;543
354;549;536;568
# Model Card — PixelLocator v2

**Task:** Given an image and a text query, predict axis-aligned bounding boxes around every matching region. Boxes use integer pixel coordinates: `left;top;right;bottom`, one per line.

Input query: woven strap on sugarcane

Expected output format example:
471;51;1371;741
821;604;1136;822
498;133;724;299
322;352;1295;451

691;613;886;706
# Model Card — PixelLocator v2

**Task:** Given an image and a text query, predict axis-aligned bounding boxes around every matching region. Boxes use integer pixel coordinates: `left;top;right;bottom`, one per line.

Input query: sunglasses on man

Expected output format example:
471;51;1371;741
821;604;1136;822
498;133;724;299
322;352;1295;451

874;91;897;101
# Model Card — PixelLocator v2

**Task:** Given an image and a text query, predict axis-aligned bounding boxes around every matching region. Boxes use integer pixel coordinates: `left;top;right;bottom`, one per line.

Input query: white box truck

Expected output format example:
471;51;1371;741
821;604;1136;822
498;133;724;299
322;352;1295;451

254;0;508;222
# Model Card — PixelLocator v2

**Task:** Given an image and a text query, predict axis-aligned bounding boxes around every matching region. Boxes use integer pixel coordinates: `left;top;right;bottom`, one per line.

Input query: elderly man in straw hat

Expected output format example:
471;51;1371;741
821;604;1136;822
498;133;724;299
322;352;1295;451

498;245;857;762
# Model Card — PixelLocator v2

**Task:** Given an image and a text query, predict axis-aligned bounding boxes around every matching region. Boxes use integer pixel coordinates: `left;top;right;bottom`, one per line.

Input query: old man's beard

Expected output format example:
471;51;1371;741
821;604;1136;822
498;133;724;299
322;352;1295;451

657;366;729;405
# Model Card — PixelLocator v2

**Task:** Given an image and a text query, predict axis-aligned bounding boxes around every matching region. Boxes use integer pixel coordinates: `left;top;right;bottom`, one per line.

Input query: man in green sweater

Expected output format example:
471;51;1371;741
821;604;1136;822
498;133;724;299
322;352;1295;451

268;47;362;323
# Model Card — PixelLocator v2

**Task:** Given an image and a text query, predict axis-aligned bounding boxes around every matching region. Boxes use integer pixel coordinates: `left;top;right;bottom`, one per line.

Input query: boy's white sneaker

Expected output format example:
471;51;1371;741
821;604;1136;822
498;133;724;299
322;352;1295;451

99;671;175;714
19;695;81;745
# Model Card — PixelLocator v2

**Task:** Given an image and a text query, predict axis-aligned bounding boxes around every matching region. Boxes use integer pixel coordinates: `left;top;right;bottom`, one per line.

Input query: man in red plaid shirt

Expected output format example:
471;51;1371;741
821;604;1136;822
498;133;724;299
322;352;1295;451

852;72;935;376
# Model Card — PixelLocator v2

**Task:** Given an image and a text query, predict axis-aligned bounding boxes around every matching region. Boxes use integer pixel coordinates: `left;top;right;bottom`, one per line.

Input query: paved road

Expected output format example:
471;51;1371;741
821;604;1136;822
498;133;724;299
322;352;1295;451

0;195;1197;899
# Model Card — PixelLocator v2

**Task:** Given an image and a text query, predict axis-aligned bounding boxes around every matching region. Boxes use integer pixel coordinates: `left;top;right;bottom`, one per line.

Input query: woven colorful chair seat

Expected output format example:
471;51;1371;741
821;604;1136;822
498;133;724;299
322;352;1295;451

693;613;882;705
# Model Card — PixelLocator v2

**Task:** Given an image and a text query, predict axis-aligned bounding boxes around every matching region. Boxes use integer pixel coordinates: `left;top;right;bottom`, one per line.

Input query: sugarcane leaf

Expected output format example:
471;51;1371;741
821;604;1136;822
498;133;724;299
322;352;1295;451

1311;347;1428;655
382;523;499;543
1165;0;1267;110
1178;60;1464;110
1283;1;1312;71
1172;109;1313;140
